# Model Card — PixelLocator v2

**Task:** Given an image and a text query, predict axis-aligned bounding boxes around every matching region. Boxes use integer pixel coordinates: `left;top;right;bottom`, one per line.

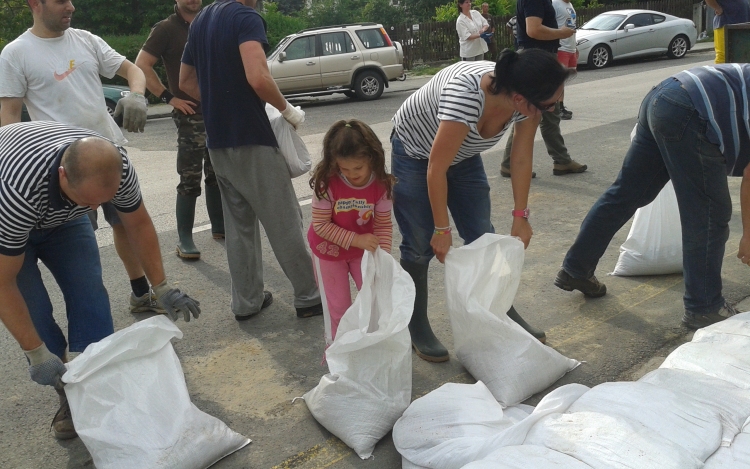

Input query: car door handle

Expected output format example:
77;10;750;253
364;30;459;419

306;61;316;66
351;56;360;59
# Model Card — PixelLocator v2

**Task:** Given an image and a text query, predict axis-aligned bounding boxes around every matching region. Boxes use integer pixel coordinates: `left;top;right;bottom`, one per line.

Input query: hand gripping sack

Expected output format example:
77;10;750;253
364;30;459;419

265;104;311;178
62;316;250;469
445;234;579;407
302;248;414;459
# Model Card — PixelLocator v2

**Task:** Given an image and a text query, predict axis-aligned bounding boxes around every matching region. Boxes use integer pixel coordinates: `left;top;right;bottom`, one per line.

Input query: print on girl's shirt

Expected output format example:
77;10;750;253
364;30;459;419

334;197;375;226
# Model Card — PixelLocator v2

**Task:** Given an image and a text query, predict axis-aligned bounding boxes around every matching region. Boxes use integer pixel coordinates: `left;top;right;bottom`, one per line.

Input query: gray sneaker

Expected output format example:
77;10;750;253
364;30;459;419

129;291;165;314
682;301;739;329
52;391;77;440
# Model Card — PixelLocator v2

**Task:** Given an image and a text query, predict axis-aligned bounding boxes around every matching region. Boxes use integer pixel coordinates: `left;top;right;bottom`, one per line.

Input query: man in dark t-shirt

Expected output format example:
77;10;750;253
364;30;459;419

136;0;224;260
180;0;323;320
481;3;497;60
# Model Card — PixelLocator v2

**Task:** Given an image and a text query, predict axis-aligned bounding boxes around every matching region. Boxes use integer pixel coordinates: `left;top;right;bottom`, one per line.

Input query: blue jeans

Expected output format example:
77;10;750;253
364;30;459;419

17;216;114;358
563;78;731;315
391;136;494;265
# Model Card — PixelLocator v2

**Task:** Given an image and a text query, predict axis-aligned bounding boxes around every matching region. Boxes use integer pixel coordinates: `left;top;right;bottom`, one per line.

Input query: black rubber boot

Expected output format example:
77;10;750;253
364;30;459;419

176;194;200;259
205;184;225;239
400;259;449;363
506;305;547;344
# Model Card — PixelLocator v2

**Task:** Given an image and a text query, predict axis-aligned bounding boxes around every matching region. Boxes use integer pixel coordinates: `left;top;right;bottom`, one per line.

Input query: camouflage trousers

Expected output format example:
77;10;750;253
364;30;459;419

173;111;217;197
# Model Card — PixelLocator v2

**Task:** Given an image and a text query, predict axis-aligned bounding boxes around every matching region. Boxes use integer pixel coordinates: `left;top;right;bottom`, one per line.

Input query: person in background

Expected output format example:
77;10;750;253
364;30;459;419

481;2;498;60
456;0;489;61
307;120;395;347
136;0;225;260
552;0;577;119
704;0;750;63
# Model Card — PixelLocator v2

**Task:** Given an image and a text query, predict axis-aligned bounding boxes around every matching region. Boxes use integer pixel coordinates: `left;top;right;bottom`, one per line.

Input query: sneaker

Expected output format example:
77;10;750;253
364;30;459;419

235;291;273;321
560;105;573;120
682;301;739;329
51;392;77;440
129;291;165;314
554;269;607;298
500;167;537;178
296;302;324;318
553;160;587;176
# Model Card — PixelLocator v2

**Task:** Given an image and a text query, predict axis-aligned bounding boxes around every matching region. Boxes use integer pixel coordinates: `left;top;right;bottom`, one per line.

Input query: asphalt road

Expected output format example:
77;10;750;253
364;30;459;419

5;46;745;469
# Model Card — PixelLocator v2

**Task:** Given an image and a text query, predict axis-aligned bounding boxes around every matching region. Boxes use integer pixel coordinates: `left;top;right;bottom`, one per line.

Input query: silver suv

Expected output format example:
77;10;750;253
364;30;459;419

266;23;405;101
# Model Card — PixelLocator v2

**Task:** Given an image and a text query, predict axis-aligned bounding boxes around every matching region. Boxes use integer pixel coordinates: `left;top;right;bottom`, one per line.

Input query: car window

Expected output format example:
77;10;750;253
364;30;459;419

580;14;626;31
320;32;356;56
356;29;387;49
624;13;653;28
284;36;316;60
652;14;666;24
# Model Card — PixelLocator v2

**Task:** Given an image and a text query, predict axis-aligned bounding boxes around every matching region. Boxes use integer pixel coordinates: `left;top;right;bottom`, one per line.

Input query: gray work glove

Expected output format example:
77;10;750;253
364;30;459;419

152;279;201;322
113;91;148;133
281;101;305;128
24;343;66;389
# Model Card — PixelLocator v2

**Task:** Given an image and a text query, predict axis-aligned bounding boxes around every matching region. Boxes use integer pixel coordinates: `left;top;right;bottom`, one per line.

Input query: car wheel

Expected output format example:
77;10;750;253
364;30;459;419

344;90;357;99
105;99;117;117
353;70;384;101
587;44;611;69
667;35;688;59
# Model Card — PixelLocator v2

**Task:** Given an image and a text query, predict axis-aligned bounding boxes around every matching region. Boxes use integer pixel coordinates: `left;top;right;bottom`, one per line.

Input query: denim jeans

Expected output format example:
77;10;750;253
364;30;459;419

563;78;731;315
17;215;113;358
391;136;494;265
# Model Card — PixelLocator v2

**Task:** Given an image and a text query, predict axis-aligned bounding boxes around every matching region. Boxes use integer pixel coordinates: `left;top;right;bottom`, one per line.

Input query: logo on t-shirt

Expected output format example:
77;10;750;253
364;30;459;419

53;60;77;81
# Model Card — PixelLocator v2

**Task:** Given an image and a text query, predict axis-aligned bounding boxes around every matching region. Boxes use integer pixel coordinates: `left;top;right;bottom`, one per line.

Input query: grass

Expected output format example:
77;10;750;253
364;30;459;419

408;63;450;76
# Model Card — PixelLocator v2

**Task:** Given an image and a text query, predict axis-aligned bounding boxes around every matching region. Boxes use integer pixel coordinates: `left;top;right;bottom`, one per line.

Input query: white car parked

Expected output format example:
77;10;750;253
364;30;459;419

576;9;698;69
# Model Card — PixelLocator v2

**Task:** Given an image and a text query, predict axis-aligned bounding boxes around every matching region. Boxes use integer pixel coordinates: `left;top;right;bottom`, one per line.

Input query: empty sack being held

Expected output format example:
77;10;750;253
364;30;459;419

265;103;311;178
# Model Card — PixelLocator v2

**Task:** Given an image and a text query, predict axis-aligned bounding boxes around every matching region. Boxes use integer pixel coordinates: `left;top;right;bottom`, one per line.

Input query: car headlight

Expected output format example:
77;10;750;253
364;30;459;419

576;38;589;46
120;90;129;98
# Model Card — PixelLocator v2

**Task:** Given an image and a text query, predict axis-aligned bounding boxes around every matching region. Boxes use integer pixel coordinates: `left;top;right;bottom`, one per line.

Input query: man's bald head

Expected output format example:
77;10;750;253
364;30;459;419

61;137;122;191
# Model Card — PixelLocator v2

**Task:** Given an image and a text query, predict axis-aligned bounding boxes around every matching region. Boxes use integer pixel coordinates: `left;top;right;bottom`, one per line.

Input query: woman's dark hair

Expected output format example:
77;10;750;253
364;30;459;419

489;48;573;104
456;0;467;14
309;119;396;201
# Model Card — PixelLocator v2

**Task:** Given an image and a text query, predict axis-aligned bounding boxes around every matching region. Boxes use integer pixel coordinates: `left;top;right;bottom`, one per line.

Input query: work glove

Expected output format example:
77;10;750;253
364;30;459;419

152;279;201;322
281;101;305;128
114;91;148;133
24;343;67;389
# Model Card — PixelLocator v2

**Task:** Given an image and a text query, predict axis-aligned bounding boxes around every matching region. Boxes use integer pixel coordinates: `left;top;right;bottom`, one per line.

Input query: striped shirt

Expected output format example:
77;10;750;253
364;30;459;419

675;64;750;177
392;61;526;165
0;121;142;255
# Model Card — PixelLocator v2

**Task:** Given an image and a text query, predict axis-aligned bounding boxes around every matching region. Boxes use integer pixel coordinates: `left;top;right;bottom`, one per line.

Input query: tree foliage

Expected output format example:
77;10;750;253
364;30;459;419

264;2;307;47
1;0;32;49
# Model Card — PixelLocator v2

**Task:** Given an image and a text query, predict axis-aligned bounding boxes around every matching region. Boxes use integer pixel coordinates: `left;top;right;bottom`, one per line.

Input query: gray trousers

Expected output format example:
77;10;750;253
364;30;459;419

209;144;320;316
501;102;571;168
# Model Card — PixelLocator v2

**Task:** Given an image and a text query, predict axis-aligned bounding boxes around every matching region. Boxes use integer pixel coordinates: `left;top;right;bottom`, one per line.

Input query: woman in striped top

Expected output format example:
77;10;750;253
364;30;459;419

307;120;396;347
391;48;573;362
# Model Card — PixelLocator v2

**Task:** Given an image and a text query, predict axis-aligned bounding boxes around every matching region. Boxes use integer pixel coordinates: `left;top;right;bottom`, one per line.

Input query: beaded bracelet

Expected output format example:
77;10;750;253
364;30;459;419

434;226;452;235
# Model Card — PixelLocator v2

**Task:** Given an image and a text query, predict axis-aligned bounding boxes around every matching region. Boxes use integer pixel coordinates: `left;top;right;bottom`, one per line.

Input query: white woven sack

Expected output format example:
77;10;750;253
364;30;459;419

62;316;251;469
445;233;579;407
611;180;683;276
566;381;722;461
461;445;593;469
265;104;311;178
704;428;750;469
302;248;413;459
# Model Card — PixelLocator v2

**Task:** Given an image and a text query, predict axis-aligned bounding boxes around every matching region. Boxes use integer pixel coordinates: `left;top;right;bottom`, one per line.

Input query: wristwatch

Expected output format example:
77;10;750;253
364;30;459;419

511;208;530;219
159;89;174;104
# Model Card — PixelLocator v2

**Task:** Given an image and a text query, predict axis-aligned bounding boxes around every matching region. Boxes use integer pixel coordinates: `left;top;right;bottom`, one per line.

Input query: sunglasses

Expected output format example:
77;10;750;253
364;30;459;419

528;98;557;113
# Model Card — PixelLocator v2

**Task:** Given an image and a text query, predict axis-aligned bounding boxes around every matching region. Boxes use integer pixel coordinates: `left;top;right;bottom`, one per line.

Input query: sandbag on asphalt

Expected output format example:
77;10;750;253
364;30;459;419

63;316;250;469
302;248;414;459
444;233;579;407
461;445;594;469
704;428;750;469
693;311;750;341
566;381;722;462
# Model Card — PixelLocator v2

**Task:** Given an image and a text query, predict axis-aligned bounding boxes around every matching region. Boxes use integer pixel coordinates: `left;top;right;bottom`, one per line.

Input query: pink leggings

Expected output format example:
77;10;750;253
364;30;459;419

312;256;363;345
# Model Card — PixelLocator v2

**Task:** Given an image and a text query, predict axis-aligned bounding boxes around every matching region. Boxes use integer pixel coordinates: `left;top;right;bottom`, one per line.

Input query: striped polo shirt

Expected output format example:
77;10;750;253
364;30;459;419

675;64;750;177
392;61;526;165
0;121;142;255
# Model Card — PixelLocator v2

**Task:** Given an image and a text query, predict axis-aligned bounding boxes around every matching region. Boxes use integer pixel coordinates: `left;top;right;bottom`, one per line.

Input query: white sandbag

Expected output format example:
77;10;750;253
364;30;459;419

640;368;750;446
393;382;531;469
693;310;750;342
524;411;703;469
302;248;413;459
265;103;311;178
461;445;594;469
566;381;722;461
62;316;250;469
661;332;750;389
704;432;750;469
445;233;580;406
611;180;683;276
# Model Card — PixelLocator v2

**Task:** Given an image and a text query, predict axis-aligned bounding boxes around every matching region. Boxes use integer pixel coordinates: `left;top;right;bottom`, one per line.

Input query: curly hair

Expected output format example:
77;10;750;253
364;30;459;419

309;119;396;201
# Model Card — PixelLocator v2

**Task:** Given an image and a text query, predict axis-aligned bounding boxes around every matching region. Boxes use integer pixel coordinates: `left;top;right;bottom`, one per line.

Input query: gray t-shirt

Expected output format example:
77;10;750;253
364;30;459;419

552;0;577;53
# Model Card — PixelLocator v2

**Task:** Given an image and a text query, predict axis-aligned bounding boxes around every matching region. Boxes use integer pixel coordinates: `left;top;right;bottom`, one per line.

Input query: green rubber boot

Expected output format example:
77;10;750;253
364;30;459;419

176;194;200;260
205;184;225;239
400;259;449;363
507;305;546;344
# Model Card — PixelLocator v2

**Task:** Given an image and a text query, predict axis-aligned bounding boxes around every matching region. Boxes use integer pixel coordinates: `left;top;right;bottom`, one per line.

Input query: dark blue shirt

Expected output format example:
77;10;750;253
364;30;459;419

182;0;277;150
516;0;559;53
714;0;750;29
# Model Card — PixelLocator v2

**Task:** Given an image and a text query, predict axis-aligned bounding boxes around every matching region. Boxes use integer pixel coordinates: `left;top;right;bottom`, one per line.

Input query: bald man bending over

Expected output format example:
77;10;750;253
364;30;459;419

0;121;200;439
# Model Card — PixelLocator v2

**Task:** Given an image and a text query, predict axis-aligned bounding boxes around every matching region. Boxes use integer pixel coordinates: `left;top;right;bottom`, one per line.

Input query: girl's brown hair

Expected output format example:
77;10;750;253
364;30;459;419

309;119;396;200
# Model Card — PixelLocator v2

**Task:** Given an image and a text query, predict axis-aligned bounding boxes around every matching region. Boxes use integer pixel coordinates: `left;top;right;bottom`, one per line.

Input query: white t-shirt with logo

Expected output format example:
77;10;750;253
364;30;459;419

552;0;577;53
0;29;126;144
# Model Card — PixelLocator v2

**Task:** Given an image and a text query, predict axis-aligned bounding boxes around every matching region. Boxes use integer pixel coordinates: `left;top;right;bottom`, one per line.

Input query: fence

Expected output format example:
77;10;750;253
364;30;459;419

386;0;696;68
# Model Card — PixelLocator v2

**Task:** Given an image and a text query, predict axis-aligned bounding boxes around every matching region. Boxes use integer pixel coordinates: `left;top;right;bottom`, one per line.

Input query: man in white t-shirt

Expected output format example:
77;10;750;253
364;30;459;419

0;0;160;319
553;0;577;119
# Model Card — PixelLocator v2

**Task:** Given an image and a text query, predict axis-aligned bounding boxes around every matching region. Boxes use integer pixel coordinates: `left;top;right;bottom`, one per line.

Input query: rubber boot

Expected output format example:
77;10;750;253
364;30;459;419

400;259;449;363
176;194;200;259
507;305;547;344
205;184;225;240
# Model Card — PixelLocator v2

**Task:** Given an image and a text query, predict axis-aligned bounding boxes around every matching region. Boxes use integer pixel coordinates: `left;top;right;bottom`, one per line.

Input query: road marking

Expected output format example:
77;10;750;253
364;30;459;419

190;198;312;234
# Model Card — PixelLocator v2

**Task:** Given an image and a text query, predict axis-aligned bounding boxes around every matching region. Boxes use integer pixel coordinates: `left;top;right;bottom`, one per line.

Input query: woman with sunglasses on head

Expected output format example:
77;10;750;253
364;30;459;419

391;48;572;363
456;0;489;61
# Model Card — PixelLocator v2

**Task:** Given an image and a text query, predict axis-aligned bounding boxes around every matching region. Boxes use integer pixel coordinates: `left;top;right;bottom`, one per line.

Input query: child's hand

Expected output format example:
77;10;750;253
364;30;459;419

352;234;379;252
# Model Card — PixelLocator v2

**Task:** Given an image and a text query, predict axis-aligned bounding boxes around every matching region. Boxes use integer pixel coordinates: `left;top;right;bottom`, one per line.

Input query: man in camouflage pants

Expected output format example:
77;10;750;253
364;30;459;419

136;0;224;260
